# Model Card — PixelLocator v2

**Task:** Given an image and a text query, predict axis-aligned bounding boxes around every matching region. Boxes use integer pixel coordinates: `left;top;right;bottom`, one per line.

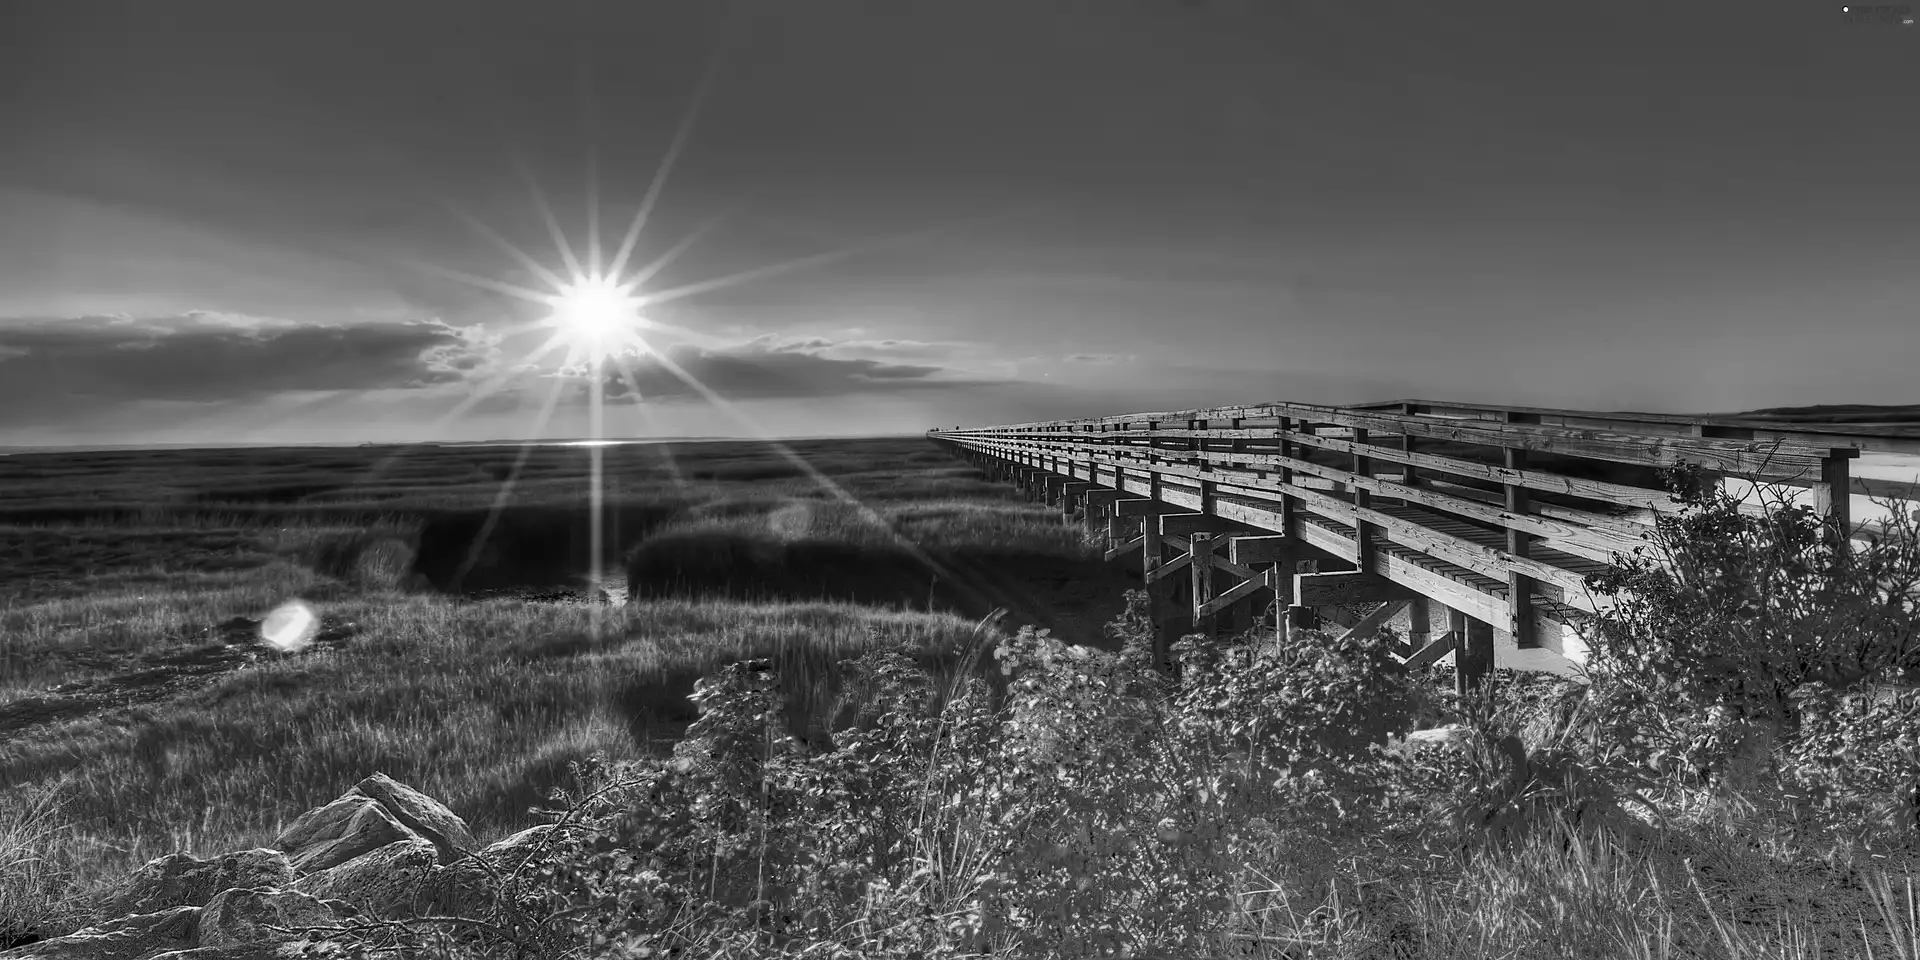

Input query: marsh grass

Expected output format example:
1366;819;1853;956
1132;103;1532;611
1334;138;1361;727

11;437;1919;956
0;589;993;927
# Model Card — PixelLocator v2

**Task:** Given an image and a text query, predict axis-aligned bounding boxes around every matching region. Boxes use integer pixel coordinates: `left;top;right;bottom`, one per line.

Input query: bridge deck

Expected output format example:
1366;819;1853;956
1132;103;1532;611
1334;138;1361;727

932;397;1920;669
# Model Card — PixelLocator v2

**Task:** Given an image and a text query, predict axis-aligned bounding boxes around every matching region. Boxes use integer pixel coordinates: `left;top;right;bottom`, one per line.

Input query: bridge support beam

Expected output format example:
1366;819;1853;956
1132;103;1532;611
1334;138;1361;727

1084;489;1126;541
1060;482;1096;524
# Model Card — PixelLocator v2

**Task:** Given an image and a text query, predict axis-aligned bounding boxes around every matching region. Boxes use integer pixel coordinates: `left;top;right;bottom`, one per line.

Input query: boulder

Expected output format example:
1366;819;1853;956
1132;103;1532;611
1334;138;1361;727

288;839;437;919
289;838;494;920
197;888;335;949
346;774;476;864
273;797;412;875
0;906;199;960
480;824;558;873
98;851;294;917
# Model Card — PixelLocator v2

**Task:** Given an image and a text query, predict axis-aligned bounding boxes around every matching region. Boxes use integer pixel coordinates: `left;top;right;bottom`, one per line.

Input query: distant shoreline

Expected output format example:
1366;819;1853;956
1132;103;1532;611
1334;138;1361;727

0;434;926;456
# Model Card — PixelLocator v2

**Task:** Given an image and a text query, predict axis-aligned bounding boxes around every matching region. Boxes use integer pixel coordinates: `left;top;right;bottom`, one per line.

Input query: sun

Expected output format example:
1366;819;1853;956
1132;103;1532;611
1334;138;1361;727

544;274;647;359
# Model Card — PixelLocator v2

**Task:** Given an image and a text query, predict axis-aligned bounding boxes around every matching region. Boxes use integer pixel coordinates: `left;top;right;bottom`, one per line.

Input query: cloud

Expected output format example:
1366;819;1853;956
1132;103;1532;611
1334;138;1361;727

587;335;1002;403
1063;352;1137;364
0;315;492;420
822;338;970;361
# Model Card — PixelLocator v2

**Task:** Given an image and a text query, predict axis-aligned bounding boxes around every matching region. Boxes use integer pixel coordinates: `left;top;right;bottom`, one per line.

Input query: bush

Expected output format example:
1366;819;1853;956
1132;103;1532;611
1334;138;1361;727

440;594;1435;957
1579;460;1920;837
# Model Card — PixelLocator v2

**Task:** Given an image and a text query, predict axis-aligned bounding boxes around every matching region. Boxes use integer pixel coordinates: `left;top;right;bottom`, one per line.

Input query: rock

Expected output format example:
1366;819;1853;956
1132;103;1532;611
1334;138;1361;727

346;774;476;864
197;888;335;949
1404;724;1469;748
0;906;199;960
288;839;436;919
98;851;294;917
273;797;412;875
480;825;558;873
290;839;493;920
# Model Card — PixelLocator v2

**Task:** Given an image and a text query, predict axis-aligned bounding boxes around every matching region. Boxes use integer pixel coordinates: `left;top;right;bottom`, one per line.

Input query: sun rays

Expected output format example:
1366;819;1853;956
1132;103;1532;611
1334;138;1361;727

337;16;1051;616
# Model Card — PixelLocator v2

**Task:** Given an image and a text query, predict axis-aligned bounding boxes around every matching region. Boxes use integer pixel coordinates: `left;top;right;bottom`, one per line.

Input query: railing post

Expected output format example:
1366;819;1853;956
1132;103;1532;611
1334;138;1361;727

1818;448;1858;556
1191;530;1217;639
1353;426;1375;572
1400;402;1421;489
1502;411;1540;649
1452;608;1494;696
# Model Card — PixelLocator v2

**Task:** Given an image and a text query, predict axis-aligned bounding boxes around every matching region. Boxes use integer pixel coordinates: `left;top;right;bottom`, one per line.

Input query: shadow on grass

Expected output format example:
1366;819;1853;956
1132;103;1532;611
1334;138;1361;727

623;529;1127;643
409;503;689;594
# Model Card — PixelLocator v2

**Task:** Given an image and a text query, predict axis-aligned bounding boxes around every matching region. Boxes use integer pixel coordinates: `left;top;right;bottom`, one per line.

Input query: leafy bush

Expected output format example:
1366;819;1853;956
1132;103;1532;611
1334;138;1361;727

427;593;1438;958
1392;677;1659;855
1580;460;1920;834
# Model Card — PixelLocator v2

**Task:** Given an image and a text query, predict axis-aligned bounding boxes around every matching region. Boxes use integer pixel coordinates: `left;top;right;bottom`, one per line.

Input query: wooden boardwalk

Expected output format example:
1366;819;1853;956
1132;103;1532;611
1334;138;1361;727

929;398;1920;688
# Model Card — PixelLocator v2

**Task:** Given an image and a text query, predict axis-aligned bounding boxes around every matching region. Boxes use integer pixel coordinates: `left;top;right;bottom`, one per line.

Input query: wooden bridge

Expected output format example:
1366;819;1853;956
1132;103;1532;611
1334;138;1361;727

928;398;1920;692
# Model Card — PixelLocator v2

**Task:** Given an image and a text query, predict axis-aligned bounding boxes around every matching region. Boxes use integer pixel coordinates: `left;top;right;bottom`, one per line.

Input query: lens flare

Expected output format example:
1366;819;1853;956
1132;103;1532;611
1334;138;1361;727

545;274;647;360
259;599;320;653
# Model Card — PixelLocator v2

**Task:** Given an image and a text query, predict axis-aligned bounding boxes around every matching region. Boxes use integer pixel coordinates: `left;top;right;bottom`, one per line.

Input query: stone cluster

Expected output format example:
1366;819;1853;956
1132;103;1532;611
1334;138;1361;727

2;774;557;960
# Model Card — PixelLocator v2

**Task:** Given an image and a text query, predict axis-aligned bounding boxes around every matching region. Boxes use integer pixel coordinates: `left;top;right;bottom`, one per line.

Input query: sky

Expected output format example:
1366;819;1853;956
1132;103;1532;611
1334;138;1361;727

1;0;1916;447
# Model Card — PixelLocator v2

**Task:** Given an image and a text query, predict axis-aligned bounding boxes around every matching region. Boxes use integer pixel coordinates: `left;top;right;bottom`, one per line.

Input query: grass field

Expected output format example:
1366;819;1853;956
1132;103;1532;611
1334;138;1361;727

6;430;1920;957
0;435;1133;933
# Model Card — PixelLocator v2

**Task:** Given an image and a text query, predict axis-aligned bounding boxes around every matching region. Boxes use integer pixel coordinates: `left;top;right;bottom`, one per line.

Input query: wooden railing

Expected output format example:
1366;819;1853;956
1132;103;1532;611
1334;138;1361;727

929;398;1920;676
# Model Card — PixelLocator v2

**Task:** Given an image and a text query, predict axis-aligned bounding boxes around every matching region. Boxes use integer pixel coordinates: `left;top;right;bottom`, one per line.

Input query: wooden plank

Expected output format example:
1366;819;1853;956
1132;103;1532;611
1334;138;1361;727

1197;568;1282;619
1819;453;1851;549
1401;631;1458;671
1295;571;1420;606
1274;482;1588;594
1227;534;1293;566
1025;415;1835;478
1146;551;1193;584
1084;489;1126;512
1104;537;1144;562
1454;613;1495;694
1114;497;1192;517
975;430;1694;519
1040;450;1601;598
1335;599;1412;643
1420;477;1659;542
996;407;1843;476
1184;445;1650;563
1190;531;1217;633
1503;414;1540;650
1373;398;1920;453
1293;520;1514;624
1159;513;1239;536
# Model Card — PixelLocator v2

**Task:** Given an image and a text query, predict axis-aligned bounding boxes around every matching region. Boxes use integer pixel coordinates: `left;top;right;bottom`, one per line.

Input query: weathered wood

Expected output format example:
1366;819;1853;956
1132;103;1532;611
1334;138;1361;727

1191;531;1217;635
1335;599;1412;643
1227;534;1294;566
1503;413;1540;649
1359;397;1920;454
1295;571;1420;606
1197;567;1281;619
1084;489;1126;513
1146;551;1193;584
1453;610;1495;695
1104;537;1144;562
1407;595;1432;649
993;408;1841;475
967;435;1672;560
1818;452;1852;549
1098;466;1568;595
1159;513;1238;537
1402;631;1458;670
1114;498;1192;517
939;398;1920;677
